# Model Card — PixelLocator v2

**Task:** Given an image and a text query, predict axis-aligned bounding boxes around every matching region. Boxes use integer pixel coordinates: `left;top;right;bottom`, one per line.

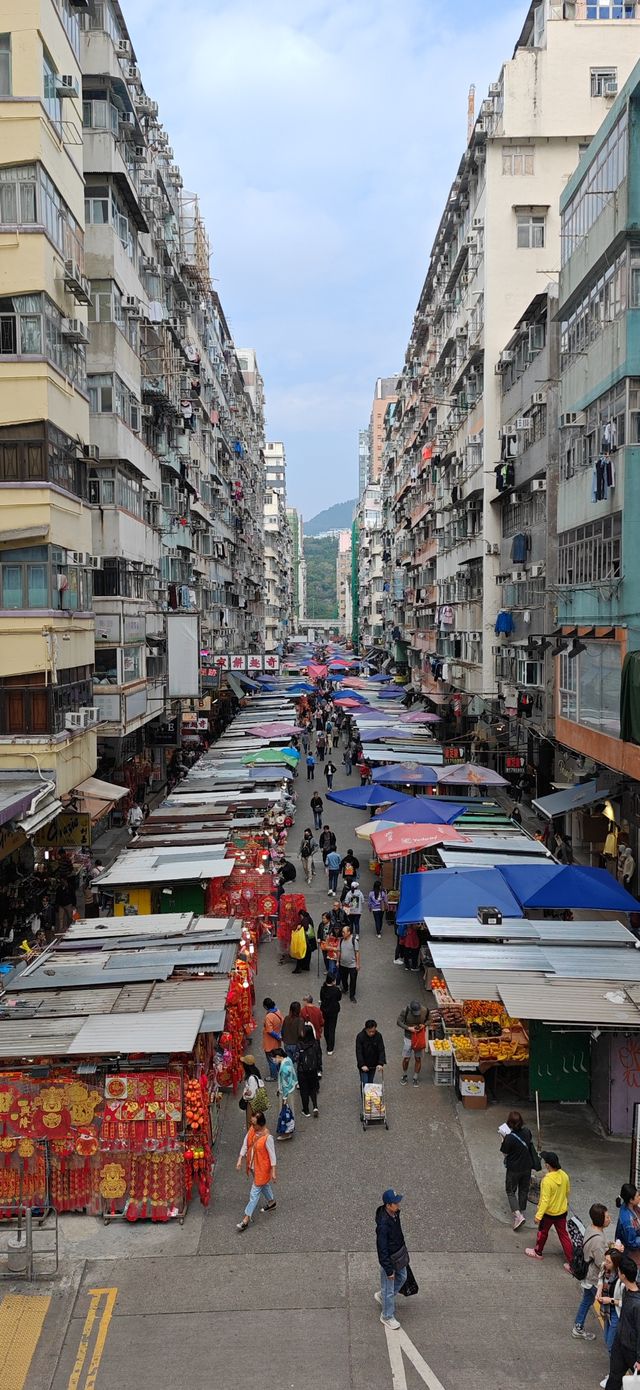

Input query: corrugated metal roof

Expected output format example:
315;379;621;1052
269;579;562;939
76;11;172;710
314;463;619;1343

145;979;228;1013
426;917;537;941
111;982;155;1013
431;944;551;972
533;920;633;945
498;979;640;1026
542;948;640;981
442;836;551;855
63;914;194;942
95;856;234;886
11;963;174;991
438;852;551;869
533;781;614;820
0;1016;82;1056
68;1009;204;1054
0;987;121;1017
200;1009;226;1033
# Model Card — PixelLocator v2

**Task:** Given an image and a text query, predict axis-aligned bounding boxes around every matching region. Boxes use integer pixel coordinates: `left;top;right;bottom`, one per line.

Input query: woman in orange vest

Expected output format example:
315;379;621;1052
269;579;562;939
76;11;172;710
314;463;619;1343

236;1111;277;1232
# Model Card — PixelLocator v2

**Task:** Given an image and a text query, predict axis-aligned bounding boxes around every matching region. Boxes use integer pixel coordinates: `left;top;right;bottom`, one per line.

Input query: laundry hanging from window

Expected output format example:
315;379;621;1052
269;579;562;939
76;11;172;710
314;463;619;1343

495;609;514;635
592;455;616;502
495;462;515;491
510;532;530;563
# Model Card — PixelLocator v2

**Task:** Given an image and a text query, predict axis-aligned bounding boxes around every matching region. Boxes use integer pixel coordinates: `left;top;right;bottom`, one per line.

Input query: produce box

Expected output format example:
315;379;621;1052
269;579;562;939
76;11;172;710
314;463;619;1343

459;1073;485;1098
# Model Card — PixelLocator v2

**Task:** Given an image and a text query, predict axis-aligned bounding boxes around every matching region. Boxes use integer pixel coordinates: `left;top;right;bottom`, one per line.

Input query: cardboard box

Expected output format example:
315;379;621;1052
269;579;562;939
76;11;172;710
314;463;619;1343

459;1073;485;1097
462;1093;487;1110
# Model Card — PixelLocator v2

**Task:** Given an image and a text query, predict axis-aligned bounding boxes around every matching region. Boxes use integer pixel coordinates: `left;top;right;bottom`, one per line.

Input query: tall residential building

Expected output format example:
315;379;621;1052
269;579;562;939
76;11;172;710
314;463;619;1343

0;0;268;824
379;0;640;708
554;60;640;853
0;0;96;820
265;441;286;494
355;484;383;651
336;529;353;639
358;428;370;496
369;377;397;484
286;507;306;633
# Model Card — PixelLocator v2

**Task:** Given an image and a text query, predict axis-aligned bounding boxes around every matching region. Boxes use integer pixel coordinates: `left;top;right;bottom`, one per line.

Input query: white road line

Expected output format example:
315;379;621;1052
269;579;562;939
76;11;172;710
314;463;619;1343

384;1324;447;1390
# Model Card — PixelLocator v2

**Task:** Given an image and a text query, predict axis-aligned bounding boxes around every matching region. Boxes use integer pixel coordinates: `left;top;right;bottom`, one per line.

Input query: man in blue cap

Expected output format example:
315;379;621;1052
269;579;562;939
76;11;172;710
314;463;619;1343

375;1188;409;1329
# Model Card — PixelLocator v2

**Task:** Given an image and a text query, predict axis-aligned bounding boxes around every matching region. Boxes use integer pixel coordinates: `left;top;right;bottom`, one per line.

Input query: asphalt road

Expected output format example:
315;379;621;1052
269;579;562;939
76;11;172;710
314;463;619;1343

14;748;614;1390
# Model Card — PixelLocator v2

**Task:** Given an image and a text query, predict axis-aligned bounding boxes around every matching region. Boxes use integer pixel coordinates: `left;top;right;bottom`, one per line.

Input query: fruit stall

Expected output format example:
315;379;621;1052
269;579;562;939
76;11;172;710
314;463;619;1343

428;977;529;1108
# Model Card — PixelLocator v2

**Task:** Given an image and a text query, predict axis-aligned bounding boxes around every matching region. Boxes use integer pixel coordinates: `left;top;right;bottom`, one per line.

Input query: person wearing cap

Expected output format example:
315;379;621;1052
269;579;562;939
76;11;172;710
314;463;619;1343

397;1000;428;1086
344;881;364;935
375;1189;409;1329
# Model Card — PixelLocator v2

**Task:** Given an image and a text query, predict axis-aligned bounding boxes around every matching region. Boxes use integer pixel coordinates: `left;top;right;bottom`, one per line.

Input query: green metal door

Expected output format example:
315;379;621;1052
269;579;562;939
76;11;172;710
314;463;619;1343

529;1021;590;1102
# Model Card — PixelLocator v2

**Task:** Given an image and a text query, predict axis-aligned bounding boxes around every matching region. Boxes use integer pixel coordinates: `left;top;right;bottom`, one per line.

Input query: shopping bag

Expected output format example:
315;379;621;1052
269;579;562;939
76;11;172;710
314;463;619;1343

276;1103;295;1136
411;1026;427;1051
289;926;306;959
623;1373;640;1387
398;1264;419;1297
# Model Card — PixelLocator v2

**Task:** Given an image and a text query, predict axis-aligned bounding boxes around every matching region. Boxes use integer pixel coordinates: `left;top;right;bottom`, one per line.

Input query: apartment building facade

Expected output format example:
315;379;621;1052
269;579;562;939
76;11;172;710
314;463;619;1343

378;0;640;716
336;528;353;639
368;377;396;486
355;483;384;651
286;506;305;633
263;441;290;651
0;0;268;821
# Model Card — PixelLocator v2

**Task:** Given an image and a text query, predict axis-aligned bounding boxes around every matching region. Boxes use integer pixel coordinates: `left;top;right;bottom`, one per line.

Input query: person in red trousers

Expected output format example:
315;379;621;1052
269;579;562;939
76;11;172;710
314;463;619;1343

526;1150;574;1265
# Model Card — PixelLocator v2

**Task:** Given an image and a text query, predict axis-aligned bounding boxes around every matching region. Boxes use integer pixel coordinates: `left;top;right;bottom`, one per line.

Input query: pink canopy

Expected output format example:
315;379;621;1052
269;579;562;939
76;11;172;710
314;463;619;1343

399;712;442;725
247;722;299;738
370;824;471;860
307;663;327;680
436;762;508;786
334;697;363;709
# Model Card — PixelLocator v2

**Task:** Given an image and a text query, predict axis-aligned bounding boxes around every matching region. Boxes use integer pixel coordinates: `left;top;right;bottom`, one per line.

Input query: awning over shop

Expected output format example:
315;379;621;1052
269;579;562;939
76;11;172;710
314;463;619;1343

0;780;44;829
236;673;261;691
397;868;524;924
497;863;640;912
497;978;640;1028
68;1008;204;1056
75;775;128;823
18;798;64;836
226;673;245;700
532;780;614;820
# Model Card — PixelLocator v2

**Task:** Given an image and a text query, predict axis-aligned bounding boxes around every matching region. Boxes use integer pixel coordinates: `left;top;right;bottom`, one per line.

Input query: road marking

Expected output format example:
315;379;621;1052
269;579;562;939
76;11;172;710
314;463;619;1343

67;1287;117;1390
384;1323;447;1390
0;1293;51;1390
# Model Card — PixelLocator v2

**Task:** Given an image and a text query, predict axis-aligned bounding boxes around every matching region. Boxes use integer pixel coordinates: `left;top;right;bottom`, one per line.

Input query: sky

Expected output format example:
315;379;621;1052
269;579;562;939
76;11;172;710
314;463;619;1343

123;0;524;519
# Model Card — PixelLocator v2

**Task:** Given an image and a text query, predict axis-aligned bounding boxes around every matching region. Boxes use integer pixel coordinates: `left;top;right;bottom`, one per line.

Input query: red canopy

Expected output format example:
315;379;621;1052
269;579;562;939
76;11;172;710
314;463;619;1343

370;824;470;861
307;663;327;680
334;697;363;709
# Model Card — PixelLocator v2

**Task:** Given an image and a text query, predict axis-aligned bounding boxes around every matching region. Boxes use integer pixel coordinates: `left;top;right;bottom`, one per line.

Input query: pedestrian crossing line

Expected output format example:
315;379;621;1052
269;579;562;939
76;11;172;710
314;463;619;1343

383;1323;447;1390
0;1292;51;1390
67;1287;117;1390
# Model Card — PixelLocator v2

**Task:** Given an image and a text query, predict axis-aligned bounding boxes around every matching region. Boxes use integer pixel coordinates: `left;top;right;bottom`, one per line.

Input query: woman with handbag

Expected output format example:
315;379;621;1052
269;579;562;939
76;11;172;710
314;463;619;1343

239;1055;269;1131
499;1109;538;1230
397;1001;428;1086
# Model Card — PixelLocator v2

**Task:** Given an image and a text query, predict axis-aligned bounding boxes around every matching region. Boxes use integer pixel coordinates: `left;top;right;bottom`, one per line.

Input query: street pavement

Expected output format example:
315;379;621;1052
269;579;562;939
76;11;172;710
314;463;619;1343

6;748;619;1389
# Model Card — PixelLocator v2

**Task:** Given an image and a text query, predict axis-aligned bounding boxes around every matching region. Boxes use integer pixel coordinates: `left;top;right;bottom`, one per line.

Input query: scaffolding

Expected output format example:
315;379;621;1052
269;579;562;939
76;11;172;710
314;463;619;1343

180;193;211;291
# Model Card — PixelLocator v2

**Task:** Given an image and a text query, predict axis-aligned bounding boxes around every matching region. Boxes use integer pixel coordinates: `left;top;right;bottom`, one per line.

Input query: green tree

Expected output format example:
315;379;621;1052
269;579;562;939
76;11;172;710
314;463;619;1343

304;536;338;619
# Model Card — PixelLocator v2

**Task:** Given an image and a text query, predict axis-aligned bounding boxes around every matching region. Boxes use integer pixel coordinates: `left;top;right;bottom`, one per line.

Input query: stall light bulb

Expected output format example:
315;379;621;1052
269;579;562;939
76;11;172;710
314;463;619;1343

242;979;250;989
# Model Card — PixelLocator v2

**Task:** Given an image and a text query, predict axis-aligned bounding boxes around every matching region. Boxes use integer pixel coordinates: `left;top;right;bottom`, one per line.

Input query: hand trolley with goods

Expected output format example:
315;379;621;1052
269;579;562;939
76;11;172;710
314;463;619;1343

359;1066;389;1131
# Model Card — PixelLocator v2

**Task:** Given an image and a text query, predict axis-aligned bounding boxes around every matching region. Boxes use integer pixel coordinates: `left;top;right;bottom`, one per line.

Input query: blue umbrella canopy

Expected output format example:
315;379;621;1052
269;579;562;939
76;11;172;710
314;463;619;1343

497;863;640;912
386;797;467;825
397;869;524;925
326;785;408;809
371;763;439;786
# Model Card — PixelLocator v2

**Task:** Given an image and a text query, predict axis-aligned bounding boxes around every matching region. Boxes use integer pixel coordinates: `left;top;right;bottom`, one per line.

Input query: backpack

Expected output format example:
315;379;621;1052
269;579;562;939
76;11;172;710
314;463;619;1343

569;1230;589;1281
297;1044;318;1077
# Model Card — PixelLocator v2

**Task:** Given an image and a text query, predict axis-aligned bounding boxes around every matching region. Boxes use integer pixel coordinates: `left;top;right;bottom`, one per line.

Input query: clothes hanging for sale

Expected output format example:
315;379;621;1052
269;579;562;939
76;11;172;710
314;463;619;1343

510;532;530;563
495;609;514;635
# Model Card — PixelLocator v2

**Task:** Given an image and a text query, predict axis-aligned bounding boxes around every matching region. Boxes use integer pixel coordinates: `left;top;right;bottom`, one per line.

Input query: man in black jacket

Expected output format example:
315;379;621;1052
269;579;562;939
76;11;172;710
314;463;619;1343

606;1254;640;1389
375;1189;408;1329
356;1020;386;1086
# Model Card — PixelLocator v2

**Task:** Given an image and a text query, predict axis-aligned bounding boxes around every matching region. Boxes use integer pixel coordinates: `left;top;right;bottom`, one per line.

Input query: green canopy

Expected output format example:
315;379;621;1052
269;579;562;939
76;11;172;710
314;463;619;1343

620;651;640;745
242;748;298;768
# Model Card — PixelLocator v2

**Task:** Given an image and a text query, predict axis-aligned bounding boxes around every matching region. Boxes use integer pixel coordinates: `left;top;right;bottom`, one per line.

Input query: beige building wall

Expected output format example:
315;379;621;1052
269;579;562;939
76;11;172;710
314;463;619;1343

369;378;396;484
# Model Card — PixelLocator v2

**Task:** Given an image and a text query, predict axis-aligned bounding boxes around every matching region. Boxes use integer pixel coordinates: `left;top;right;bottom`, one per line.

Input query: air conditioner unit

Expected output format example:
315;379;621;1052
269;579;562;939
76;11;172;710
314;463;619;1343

131;145;146;162
143;256;160;274
512;569;527;582
515;416;531;431
89;555;102;570
65;712;84;731
56;75;79;98
123;295;139;312
470;631;481;642
560;411;586;428
165;547;178;557
531;563;545;577
70;551;88;565
167;317;180;330
473;216;484;230
178;299;189;312
465;234;477;248
531;391;546;406
119;111;134;127
531;477;547;492
509;494;519;507
127;63;141;84
489;82;501;97
505;647;516;658
500;350;514;365
141;404;154;419
61;317;89;344
83;445;100;461
117;39;131;56
604;79;618;97
80;707;100;727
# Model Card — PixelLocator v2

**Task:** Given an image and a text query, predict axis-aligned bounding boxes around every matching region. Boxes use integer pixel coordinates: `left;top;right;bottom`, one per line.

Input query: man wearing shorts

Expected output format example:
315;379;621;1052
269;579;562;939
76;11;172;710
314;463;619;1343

397;1000;428;1086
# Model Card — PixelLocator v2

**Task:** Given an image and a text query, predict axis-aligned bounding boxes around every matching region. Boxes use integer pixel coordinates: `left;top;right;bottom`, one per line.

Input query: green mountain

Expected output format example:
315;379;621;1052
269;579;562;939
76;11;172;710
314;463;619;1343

304;499;356;536
304;536;338;619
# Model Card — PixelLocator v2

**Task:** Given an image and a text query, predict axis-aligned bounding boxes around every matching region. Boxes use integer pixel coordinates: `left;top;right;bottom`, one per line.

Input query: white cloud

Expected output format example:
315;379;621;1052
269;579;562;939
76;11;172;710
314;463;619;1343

123;0;524;515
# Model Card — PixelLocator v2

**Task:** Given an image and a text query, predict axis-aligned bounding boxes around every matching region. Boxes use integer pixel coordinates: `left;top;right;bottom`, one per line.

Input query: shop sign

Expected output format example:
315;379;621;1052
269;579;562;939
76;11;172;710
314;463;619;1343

201;654;280;674
34;811;91;849
443;746;465;763
0;825;27;862
147;719;178;746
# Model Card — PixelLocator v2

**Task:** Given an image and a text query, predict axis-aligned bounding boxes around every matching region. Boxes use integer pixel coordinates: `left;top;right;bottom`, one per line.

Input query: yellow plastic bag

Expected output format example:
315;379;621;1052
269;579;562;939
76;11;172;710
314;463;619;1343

289;926;306;960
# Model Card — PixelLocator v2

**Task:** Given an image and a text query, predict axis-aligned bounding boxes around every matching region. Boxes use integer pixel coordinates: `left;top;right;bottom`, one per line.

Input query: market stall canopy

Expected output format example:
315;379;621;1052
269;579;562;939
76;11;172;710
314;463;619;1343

75;776;128;822
371;763;439;786
246;722;299;737
241;748;298;767
398;712;443;724
326;785;407;809
496;863;640;912
68;1009;204;1055
531;780;615;820
287;682;316;694
95;851;235;887
0;779;50;828
424;917;634;944
355;818;399;841
306;664;327;680
370;824;471;860
497;978;640;1027
436;763;509;787
397;868;524;925
382;797;467;825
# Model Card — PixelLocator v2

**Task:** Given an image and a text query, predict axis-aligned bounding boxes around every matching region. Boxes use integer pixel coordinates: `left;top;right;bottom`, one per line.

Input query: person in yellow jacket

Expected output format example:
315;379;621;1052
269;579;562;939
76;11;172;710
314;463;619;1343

526;1150;574;1265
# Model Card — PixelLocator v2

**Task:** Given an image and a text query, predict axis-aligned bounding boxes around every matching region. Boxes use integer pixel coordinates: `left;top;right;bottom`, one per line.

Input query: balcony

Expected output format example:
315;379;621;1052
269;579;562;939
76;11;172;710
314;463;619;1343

0;677;94;737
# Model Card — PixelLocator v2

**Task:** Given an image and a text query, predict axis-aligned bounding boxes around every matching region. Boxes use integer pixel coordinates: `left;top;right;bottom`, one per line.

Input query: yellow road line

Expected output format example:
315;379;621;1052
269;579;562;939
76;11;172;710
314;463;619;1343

67;1287;117;1390
0;1293;51;1390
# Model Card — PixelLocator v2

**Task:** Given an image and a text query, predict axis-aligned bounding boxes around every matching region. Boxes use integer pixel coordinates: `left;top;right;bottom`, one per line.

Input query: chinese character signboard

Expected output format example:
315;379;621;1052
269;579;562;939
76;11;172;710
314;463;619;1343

35;811;92;849
200;655;280;676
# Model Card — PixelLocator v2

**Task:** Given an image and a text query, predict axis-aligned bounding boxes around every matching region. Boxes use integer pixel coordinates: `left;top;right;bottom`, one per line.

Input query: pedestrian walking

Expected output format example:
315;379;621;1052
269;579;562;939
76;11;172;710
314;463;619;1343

525;1151;574;1263
292;909;316;973
338;924;360;1002
356;1019;386;1087
236;1112;277;1232
320;972;341;1054
310;791;324;831
375;1189;409;1329
281;1001;305;1061
316;731;326;762
297;1023;322;1117
324;759;337;789
358;759;372;787
344;881;364;935
601;1253;640;1389
127;802;144;839
332;723;340;749
339;849;359;888
614;1183;640;1263
343;747;353;776
397;1000;428;1085
318;824;336;864
299;829;318;885
306;753;315;781
368;881;388;938
261;997;284;1080
301;993;324;1044
572;1202;611;1340
326;847;341;895
598;1248;623;1354
301;729;310;754
239;1054;269;1130
318;911;341;979
499;1109;536;1229
272;1048;297;1135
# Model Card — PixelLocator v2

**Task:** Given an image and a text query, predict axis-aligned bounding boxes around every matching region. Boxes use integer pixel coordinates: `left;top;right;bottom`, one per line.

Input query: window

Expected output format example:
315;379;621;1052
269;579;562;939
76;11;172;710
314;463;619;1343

88;373;113;413
0;164;83;269
88;467;115;505
88;372;140;430
122;646;143;682
94;648;118;684
516;655;543;688
0;34;10;96
84;183;109;224
502;146;534;175
0;294;43;356
561;108;628;263
591;67;617;96
516;213;545;248
558;513;622;584
559;642;621;738
0;165;37;225
585;3;636;16
42;47;61;128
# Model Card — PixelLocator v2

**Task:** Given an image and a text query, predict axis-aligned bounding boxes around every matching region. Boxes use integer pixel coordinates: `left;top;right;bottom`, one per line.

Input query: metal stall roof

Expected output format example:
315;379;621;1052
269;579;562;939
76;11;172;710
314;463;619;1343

68;1009;204;1055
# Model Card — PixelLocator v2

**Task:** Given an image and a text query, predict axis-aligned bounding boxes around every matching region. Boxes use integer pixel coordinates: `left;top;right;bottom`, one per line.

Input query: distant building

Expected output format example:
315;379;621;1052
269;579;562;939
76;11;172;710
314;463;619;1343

265;442;286;495
264;442;291;650
358;428;370;496
336;530;353;638
286;508;306;633
369;377;397;484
